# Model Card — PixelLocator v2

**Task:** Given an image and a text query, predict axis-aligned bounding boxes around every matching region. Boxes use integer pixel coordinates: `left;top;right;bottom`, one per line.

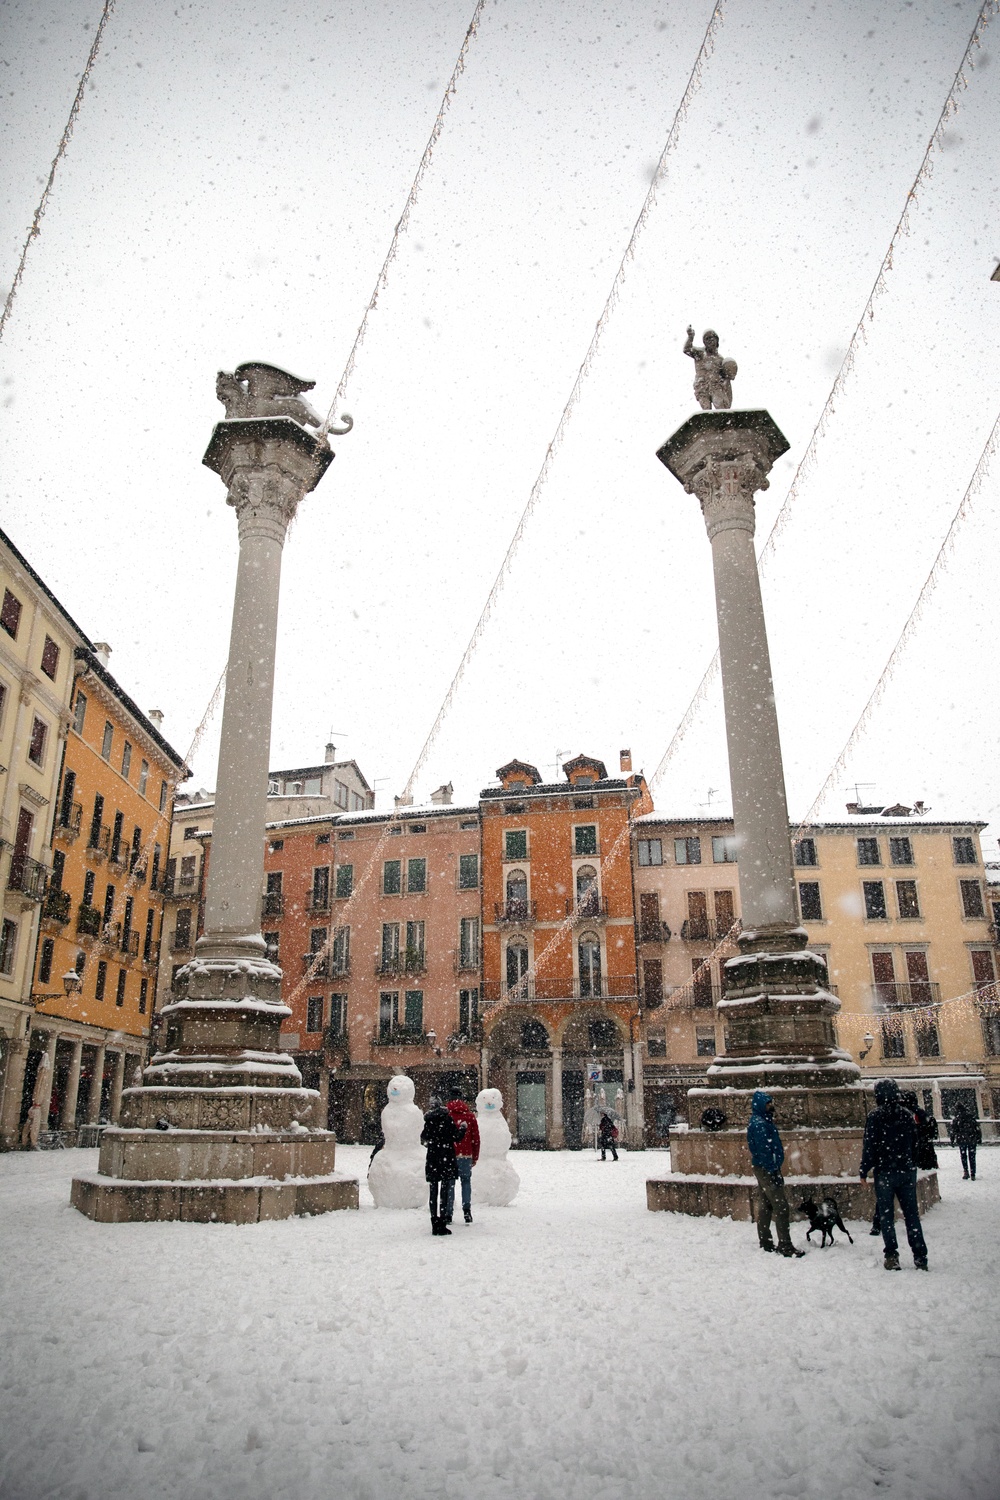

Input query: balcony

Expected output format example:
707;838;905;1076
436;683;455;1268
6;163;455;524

376;957;402;976
681;917;711;941
261;891;284;918
170;933;193;954
403;951;426;975
159;873;175;897
565;895;608;923
639;921;672;944
101;921;121;949
76;903;102;937
142;941;161;967
109;844;129;873
326;1024;349;1048
373;1027;429;1048
303;953;330;978
86;825;110;861
7;854;48;903
495;899;536;926
55;803;82;841
307;893;331;914
454;954;480;974
449;1021;483;1045
42;887;72;924
121;929;140;958
871;981;941;1009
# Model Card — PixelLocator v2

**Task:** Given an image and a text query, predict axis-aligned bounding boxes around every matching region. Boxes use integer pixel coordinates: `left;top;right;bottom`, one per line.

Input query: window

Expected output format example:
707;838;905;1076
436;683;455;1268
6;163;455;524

329;993;347;1037
953;836;977;866
692;957;714;1008
383;859;401;895
674;837;701;865
404;920;425;971
521;1020;548;1051
40;635;59;679
351;792;365;811
856;837;881;866
589;1019;617;1050
574;824;598;856
460;819;477;830
389;826;402;836
639;892;661;942
576;866;599;916
403;990;423;1033
459;917;480;969
139;978;148;1015
505;829;528;861
139;760;149;797
95;960;107;1001
143;909;154;961
872;951;896;1004
103;884;116;925
332;927;350;974
174;909;192;949
905;950;933;1005
459;853;479;889
335;863;353;899
695;1028;716;1058
311;866;330;909
316;833;330;846
637;838;663;867
71;694;86;738
1;589;22;638
459;988;479;1035
409;823;426;835
0;680;6;730
180;854;197;887
915;1019;940;1057
643;957;663;1006
647;1035;667;1058
339;830;355;841
379;992;397;1040
406;857;426;894
89;793;104;848
334;780;349;809
58;767;76;828
889;837;913;866
712;835;737;864
302;777;322;795
896;881;920;920
50;849;65;890
792;837;818;868
101;722;113;760
982;1009;1000;1057
38;938;54;985
960;880;985;919
268;839;284;853
971;949;996;992
121;742;132;780
82;870;95;907
381;923;400;972
27;716;47;766
863;881;887;919
150;845;161;891
306;996;324;1033
116;970;126;1007
264;931;279;963
159;780;168;814
111;811;124;863
714;888;735;937
130;826;142;872
309;926;327;956
0;915;18;974
506;940;529;989
880;1020;905;1059
685;890;709;940
578;935;602;997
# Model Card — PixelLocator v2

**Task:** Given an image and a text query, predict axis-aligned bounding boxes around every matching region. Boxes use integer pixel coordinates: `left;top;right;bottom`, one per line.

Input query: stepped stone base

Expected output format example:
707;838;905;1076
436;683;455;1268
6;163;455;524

71;1170;358;1223
671;1126;866;1178
647;1171;940;1222
96;1125;339;1182
687;1082;869;1131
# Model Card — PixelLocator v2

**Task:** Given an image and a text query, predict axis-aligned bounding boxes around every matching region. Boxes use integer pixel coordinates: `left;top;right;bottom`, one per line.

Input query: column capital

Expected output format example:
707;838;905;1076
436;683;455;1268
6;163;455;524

656;409;789;511
203;417;334;541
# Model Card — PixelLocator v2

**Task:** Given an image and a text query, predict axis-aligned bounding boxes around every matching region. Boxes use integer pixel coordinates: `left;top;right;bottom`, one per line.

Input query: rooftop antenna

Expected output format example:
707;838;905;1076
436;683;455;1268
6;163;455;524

553;749;571;778
699;786;720;809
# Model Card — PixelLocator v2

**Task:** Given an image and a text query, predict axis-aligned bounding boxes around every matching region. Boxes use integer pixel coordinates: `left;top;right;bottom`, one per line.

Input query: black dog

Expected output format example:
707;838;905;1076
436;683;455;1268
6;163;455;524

799;1196;854;1247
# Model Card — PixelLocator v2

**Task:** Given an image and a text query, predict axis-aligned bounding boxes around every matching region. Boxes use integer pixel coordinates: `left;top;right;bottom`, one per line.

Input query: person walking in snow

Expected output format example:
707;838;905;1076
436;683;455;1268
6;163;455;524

598;1113;619;1162
746;1091;804;1257
421;1094;465;1236
949;1103;982;1180
902;1089;939;1171
860;1078;929;1271
442;1087;480;1224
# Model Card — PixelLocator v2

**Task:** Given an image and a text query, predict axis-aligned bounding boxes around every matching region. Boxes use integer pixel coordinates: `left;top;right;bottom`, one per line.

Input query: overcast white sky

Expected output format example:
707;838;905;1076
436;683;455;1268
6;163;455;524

2;0;998;847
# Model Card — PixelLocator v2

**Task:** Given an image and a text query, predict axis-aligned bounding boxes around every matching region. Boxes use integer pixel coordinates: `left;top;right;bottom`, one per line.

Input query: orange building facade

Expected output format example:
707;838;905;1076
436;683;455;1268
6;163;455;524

24;646;186;1139
480;752;652;1148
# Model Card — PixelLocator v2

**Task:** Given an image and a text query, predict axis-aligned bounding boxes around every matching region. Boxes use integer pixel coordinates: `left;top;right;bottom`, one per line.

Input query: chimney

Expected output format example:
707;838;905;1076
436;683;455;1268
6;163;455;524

324;742;336;764
93;642;111;668
394;794;413;810
430;782;454;806
620;748;632;774
148;709;164;727
913;800;925;814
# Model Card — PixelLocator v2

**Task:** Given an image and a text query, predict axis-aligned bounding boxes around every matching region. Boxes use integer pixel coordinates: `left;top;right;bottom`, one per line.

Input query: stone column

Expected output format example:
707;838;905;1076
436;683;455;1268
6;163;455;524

627;1036;646;1149
87;1044;106;1124
0;1037;29;1149
35;1034;57;1130
550;1046;564;1148
60;1039;84;1131
109;1050;126;1123
657;411;864;1139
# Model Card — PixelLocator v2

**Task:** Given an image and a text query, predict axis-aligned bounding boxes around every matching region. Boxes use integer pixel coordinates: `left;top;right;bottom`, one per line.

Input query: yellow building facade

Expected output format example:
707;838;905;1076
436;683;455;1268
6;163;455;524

634;812;998;1144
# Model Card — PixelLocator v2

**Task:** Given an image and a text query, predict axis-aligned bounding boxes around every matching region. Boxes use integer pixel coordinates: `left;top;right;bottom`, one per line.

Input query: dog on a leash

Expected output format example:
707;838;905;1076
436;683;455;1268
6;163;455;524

799;1195;854;1247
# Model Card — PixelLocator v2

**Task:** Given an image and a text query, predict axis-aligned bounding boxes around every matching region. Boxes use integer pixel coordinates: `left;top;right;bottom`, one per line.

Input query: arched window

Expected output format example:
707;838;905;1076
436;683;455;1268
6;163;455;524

576;865;599;916
507;939;529;992
521;1019;549;1052
506;869;528;920
578;933;602;998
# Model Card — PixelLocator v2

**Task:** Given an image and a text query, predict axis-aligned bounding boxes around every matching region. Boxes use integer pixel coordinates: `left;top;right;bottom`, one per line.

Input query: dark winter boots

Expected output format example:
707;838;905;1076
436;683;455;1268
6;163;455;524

431;1217;452;1236
463;1206;473;1224
884;1251;901;1270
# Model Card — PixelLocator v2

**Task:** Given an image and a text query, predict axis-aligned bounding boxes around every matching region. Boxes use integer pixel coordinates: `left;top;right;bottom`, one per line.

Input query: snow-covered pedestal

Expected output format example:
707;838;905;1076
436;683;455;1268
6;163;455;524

72;369;357;1223
649;410;937;1220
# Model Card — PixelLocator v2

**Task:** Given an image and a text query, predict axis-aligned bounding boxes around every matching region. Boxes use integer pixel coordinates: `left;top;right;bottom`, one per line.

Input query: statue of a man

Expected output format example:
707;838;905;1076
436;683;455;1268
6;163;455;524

683;326;737;410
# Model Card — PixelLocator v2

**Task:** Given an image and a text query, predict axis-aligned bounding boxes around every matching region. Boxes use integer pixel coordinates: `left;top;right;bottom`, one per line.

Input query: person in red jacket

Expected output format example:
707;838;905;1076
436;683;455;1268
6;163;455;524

443;1087;480;1225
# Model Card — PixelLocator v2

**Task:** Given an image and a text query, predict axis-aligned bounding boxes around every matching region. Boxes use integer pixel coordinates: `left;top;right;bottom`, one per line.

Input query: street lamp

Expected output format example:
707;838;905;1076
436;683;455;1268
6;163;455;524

859;1031;876;1062
31;971;83;1008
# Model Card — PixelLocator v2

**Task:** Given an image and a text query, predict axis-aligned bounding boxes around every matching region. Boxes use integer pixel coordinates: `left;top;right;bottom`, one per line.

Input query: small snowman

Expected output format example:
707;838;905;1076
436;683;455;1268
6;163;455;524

368;1074;425;1209
472;1087;520;1206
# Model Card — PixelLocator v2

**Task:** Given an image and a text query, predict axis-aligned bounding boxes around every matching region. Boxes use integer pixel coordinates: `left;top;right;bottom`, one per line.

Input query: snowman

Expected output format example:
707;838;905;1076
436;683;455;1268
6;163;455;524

472;1087;519;1206
367;1074;426;1208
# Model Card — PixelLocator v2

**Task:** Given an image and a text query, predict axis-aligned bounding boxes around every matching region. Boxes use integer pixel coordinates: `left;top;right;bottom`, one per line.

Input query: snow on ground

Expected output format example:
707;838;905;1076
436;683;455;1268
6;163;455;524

0;1145;997;1500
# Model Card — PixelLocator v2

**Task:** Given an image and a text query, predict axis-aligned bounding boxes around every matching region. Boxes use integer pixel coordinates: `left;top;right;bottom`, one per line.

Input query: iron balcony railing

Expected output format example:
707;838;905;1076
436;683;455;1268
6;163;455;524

454;954;480;973
481;974;638;1006
42;887;72;923
326;1024;349;1047
121;929;140;958
639;921;672;944
142;941;161;966
109;844;129;872
373;1026;429;1047
495;899;536;925
87;824;110;859
262;891;284;917
7;854;48;902
56;803;83;839
170;933;193;953
377;956;401;976
871;981;942;1008
565;895;608;922
76;903;102;937
303;953;330;978
449;1021;483;1045
307;892;331;914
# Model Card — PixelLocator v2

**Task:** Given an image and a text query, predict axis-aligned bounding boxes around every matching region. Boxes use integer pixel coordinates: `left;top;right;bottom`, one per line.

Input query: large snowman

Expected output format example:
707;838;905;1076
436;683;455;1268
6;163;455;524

367;1075;425;1209
472;1087;520;1206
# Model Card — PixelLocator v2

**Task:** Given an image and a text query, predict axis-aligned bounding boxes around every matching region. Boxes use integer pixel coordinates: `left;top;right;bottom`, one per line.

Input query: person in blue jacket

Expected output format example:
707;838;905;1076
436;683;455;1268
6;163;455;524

746;1090;804;1257
860;1078;928;1271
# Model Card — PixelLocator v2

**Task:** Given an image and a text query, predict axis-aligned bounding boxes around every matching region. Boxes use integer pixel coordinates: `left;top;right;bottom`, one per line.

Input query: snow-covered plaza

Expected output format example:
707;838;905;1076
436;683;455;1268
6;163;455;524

1;1144;997;1500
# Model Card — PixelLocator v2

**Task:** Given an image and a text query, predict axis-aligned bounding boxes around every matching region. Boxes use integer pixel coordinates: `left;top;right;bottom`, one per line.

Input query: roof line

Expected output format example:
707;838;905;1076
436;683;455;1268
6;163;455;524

1;525;93;647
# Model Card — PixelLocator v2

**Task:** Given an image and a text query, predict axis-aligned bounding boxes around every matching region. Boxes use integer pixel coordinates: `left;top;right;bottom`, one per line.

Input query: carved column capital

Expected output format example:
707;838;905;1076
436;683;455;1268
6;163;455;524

687;456;770;541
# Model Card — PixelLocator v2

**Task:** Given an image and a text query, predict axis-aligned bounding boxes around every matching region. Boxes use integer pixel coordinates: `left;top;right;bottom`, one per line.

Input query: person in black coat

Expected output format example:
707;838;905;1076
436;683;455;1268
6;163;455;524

901;1090;939;1171
598;1113;619;1162
421;1095;465;1235
860;1078;928;1271
949;1103;982;1180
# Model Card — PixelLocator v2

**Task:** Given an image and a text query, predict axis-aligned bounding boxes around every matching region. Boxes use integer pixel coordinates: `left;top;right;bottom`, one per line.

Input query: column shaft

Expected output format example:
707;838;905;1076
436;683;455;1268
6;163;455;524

36;1034;57;1129
0;1038;30;1148
61;1039;84;1130
87;1045;106;1123
109;1051;126;1123
550;1047;564;1148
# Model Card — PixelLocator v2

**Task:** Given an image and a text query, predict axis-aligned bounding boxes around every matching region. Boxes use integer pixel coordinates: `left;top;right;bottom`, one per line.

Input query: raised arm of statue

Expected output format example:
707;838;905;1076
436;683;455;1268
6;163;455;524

683;325;696;359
